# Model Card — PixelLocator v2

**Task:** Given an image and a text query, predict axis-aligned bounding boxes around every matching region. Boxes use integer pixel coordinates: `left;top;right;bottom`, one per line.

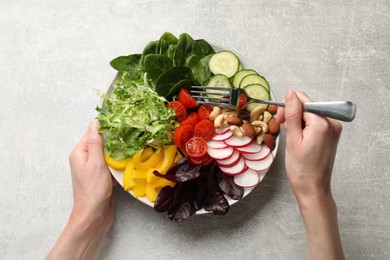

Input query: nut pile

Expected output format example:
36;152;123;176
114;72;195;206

209;105;280;150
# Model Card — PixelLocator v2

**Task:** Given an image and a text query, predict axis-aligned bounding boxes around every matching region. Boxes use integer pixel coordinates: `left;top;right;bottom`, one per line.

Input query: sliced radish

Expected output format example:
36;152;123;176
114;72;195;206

212;130;233;141
234;169;260;188
207;140;228;149
207;146;234;160
224;135;252;148
242;145;270;161
235;142;262;154
219;156;246;176
215;126;230;134
216;150;240;167
245;153;274;171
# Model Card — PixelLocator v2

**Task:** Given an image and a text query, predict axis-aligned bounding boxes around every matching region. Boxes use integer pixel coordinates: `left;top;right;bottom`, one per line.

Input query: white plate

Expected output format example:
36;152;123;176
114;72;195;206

107;44;279;214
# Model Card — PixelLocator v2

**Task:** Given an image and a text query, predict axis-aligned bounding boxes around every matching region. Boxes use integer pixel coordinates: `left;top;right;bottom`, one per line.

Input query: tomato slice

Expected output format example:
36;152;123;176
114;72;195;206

169;101;187;123
190;152;212;165
180;112;198;127
173;124;194;149
178;88;198;109
194;119;216;141
197;104;213;121
185;137;207;158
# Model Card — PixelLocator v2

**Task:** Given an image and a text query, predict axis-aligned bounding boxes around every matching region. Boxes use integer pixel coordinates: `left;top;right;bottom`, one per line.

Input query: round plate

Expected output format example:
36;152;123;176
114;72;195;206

107;44;279;214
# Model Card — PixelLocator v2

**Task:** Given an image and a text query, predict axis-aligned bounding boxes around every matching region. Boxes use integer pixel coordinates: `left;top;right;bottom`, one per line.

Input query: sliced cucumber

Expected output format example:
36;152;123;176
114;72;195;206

209;51;240;78
243;84;270;111
240;74;270;91
232;69;258;88
206;74;231;98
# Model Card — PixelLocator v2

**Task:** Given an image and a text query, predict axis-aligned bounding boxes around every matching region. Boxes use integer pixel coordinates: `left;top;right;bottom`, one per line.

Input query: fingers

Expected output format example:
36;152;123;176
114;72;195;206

283;91;304;140
69;131;89;165
86;122;105;162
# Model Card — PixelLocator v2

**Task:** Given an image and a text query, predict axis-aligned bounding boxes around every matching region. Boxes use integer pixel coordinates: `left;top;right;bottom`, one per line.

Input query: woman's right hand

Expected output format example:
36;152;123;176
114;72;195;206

277;90;342;202
277;90;344;260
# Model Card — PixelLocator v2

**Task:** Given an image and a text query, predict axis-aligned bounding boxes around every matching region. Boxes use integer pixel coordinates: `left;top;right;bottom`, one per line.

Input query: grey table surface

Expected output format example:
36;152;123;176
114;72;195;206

1;0;389;259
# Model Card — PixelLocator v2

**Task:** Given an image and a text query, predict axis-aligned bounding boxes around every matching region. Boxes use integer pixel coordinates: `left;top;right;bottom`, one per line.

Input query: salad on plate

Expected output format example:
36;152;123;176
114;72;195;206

96;32;279;222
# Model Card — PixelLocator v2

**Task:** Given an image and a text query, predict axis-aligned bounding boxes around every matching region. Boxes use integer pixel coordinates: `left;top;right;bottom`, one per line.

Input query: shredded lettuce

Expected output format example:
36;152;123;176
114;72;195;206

96;72;178;160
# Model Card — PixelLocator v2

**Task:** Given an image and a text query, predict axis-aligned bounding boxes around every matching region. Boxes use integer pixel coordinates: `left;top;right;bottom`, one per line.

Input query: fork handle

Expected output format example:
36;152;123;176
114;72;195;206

256;100;356;122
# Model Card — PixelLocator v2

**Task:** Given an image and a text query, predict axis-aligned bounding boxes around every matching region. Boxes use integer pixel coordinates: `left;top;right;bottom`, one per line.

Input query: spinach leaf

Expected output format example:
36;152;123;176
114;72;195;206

159;32;178;46
140;40;158;68
164;79;192;100
186;54;210;85
173;33;194;66
109;54;142;79
155;66;190;97
191;39;215;59
167;44;176;59
144;54;173;85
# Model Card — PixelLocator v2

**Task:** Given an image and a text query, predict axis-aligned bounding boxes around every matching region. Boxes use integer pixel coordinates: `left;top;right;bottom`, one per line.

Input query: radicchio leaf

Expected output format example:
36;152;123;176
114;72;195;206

167;181;197;222
154;185;177;213
216;171;244;200
204;191;229;215
168;200;197;223
153;157;202;183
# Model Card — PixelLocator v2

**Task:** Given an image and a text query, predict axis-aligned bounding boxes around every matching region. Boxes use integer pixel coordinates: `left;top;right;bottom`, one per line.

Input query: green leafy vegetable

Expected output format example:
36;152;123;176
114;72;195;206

96;73;178;160
101;32;216;159
110;54;142;80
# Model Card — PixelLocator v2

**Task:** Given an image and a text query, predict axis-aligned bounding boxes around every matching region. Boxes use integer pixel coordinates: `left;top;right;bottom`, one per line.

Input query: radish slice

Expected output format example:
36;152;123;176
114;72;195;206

224;135;252;147
216;150;240;167
207;146;234;160
207;140;228;149
219;156;246;176
235;142;262;154
212;130;233;141
245;153;274;171
242;145;270;161
216;127;230;134
234;169;260;188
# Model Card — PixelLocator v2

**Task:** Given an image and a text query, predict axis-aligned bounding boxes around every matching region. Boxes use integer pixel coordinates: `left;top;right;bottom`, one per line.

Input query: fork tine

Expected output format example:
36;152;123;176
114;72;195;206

191;95;231;102
190;91;230;97
191;86;232;92
196;101;231;108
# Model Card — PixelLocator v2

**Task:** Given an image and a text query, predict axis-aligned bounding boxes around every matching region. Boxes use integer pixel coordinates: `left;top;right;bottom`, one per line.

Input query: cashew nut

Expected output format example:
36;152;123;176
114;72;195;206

253;126;263;135
256;132;264;145
209;106;222;121
249;106;266;123
252;120;268;133
230;125;244;138
214;113;228;128
262;111;272;124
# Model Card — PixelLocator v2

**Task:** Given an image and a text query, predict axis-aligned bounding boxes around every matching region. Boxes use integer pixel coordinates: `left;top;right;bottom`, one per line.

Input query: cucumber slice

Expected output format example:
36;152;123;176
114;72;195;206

209;51;240;78
232;69;258;88
206;74;231;98
243;84;270;111
240;74;270;91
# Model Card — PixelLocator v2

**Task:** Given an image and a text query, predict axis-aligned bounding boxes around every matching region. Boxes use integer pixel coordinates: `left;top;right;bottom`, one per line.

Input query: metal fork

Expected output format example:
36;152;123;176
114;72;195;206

190;86;356;122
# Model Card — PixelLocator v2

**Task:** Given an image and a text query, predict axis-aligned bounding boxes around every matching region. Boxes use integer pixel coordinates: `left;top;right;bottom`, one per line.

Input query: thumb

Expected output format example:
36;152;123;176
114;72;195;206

87;122;105;162
284;91;303;140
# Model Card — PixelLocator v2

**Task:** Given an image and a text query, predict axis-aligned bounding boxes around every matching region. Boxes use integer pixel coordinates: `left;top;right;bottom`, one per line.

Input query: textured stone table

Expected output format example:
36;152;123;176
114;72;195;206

1;1;389;259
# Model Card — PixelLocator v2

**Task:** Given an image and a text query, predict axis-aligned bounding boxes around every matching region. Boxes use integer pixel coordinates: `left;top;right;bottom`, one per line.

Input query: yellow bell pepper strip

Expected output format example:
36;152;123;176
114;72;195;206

174;150;182;162
104;152;131;170
146;178;176;202
140;147;154;161
131;169;147;179
146;144;177;183
123;159;135;191
133;179;147;198
133;148;164;170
